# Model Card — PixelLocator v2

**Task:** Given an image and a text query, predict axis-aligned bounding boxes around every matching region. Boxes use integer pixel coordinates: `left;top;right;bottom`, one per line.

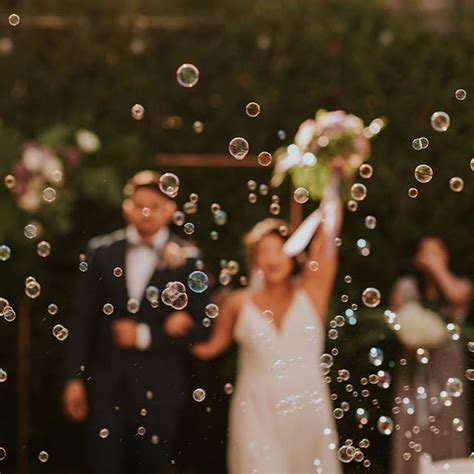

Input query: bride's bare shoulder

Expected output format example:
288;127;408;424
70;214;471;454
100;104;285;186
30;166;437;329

223;289;247;313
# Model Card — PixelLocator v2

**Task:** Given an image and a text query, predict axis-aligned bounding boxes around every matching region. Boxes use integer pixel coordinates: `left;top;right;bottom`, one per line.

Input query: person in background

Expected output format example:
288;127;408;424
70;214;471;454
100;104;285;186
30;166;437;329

63;170;209;474
389;235;472;474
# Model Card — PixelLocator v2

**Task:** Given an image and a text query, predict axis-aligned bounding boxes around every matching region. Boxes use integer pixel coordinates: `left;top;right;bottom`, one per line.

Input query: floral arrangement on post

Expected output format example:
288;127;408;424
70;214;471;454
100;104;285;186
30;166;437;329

3;126;101;238
271;109;385;200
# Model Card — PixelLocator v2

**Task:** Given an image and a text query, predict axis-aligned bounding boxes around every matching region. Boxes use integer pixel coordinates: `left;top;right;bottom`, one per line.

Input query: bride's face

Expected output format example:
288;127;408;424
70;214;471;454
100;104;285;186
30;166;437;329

255;233;294;284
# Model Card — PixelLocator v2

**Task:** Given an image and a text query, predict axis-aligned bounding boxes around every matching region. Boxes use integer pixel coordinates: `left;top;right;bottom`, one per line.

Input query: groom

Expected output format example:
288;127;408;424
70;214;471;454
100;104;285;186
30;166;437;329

63;170;209;473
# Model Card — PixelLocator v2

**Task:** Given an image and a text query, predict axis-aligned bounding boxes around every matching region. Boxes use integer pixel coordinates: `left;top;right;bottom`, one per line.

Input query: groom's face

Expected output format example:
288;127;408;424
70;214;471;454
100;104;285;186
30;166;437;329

123;187;176;236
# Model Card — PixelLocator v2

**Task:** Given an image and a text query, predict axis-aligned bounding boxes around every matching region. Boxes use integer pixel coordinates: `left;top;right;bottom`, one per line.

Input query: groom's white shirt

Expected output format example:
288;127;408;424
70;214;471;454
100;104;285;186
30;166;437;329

125;225;169;350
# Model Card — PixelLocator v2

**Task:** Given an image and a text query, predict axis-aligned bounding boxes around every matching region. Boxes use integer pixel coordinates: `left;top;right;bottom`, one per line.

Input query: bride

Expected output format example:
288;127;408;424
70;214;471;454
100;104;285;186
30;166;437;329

191;166;343;473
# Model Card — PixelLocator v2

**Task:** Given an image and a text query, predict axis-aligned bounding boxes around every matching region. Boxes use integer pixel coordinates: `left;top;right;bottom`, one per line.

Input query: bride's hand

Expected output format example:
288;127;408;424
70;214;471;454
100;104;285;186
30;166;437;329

190;342;211;360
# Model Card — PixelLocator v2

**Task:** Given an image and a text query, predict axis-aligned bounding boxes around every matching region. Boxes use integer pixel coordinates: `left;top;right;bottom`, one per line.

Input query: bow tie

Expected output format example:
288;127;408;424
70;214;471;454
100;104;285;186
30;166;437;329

127;240;157;250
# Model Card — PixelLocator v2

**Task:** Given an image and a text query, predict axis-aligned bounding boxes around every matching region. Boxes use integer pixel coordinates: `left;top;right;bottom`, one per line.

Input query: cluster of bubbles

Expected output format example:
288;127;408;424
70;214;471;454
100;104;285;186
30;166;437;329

0;297;16;322
412;137;429;151
52;324;69;341
25;276;41;299
160;282;189;310
337;440;368;464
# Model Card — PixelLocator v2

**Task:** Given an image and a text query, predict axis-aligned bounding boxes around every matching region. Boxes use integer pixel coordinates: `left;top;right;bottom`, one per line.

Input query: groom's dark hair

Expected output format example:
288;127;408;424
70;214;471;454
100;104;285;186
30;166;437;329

123;170;163;198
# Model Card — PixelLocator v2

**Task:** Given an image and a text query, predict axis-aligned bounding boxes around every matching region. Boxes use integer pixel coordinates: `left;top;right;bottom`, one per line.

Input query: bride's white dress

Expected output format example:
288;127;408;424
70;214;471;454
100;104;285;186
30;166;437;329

228;288;341;474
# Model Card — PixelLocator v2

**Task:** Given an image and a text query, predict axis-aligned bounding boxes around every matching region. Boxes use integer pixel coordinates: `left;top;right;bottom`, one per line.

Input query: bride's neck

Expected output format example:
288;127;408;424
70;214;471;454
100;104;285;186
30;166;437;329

262;279;293;296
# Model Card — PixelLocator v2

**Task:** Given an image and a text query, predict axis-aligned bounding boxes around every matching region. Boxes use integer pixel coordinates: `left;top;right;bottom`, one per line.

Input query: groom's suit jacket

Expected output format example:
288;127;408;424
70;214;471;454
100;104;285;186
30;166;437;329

66;228;210;410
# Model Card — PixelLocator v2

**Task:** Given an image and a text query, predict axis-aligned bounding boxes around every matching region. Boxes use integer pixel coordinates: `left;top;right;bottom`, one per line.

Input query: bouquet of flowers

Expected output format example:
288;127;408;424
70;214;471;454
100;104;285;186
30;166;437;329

271;109;385;200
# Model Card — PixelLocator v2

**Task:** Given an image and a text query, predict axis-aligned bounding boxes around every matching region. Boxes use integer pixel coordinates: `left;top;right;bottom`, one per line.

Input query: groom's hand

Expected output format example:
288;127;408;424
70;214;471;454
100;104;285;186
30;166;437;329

112;318;138;348
164;311;195;337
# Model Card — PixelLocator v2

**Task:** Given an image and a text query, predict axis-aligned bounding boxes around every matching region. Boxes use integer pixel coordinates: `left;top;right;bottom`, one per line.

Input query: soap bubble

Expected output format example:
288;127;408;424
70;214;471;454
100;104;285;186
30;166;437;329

414;164;433;183
0;369;7;383
214;210;227;226
412;137;429;151
294;187;309;204
0;447;5;461
205;303;219;319
8;14;20;27
408;187;419;198
192;388;206;402
449;177;464;192
455;89;467;101
103;303;114;315
364;215;377;230
171;292;188;310
159;173;180;198
188;271;208;293
0;245;11;261
183;222;195;235
359;163;373;179
145;286;159;303
173;211;186;226
350;183;367;201
176;63;199;88
333;408;344;420
465;369;474;381
38;451;49;463
42;187;56;202
431;111;450;132
377;416;394;435
4;174;16;188
99;428;109;439
445;377;463;398
245;102;261;117
79;261;88;272
224;383;234;394
24;224;38;239
47;304;58;315
131;104;145;120
52;324;69;341
113;267;123;277
257;151;272;166
36;241;51;257
127;298;140;314
3;306;16;322
228;137;249;160
362;287;381;307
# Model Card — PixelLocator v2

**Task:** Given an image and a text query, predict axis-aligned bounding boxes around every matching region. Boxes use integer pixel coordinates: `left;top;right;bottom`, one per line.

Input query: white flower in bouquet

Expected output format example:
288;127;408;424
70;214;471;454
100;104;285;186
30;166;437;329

22;146;45;173
42;154;64;182
272;109;385;200
75;129;101;154
390;301;447;349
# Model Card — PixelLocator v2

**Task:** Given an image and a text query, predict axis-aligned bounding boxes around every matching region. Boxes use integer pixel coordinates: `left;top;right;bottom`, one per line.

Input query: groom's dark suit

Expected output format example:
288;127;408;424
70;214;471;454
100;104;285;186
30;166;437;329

66;228;209;473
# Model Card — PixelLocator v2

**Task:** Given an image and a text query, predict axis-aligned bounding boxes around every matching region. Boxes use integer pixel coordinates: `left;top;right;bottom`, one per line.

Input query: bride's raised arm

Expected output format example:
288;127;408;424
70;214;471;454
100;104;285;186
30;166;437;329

190;289;243;360
302;163;343;321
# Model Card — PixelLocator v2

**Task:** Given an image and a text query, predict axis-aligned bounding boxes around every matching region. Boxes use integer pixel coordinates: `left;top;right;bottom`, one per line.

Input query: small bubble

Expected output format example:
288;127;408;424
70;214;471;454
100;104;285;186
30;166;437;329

193;388;206;402
294;187;309;204
412;137;429;151
362;287;381;307
350;183;367;201
0;369;7;383
359;164;373;179
431;111;450;132
159;173;180;198
449;177;464;192
38;451;49;463
103;303;114;316
113;267;123;278
257;151;272;167
131;104;145;120
228;137;249;160
455;89;467;101
364;215;377;230
42;187;56;203
36;241;51;257
52;324;69;341
47;304;58;315
8;14;20;27
408;187;419;198
245;102;261;117
24;224;38;239
414;164;433;183
176;63;199;88
99;428;109;439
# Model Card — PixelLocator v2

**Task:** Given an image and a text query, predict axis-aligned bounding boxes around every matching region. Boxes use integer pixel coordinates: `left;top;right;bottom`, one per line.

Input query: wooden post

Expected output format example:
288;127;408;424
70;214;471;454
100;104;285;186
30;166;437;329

155;153;304;227
17;300;30;474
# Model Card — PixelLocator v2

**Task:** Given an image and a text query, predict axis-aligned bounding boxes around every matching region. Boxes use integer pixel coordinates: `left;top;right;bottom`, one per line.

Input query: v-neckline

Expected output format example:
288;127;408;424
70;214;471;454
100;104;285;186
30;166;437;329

248;288;300;335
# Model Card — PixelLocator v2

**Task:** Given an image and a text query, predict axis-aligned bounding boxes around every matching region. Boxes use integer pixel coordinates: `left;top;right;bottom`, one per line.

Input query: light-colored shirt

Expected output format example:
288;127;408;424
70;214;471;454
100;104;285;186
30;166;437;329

125;225;170;350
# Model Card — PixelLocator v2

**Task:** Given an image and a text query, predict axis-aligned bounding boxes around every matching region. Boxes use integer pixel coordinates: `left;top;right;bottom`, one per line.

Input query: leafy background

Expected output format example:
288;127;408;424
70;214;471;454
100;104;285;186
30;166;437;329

0;0;473;472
